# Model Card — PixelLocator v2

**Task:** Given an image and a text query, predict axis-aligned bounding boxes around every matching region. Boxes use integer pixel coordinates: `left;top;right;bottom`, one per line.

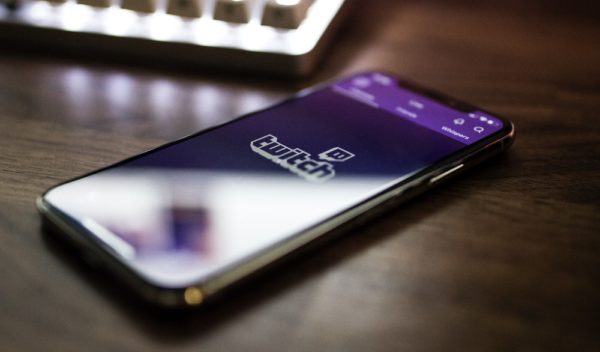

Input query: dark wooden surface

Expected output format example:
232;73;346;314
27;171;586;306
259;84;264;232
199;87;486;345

1;1;599;351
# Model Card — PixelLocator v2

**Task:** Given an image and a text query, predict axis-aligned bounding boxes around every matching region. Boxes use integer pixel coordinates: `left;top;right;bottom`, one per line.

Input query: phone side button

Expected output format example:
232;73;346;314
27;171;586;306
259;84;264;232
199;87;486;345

429;164;464;184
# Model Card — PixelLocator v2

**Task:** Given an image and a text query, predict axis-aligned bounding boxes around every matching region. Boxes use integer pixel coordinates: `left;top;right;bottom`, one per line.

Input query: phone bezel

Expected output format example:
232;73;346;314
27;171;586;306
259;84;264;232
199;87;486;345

37;71;515;307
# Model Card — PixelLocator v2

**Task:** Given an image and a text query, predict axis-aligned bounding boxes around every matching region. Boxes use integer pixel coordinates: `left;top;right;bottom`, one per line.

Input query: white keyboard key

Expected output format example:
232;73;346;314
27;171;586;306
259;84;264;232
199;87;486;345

166;0;202;18
213;0;251;24
261;0;312;29
121;0;158;13
77;0;111;8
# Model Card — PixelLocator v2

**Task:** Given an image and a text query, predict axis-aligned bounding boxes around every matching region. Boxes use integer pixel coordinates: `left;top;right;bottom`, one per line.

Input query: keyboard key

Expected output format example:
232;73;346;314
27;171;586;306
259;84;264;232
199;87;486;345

121;0;158;13
261;0;312;29
77;0;112;8
0;0;347;75
213;0;252;24
166;0;202;18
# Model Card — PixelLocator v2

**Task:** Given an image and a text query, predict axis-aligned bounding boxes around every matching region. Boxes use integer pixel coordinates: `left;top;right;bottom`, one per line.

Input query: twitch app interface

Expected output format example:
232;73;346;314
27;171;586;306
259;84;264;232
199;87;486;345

46;72;505;287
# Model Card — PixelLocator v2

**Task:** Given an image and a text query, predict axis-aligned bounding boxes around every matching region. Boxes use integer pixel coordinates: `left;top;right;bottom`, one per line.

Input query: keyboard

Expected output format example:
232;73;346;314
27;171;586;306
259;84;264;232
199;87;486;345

0;0;350;76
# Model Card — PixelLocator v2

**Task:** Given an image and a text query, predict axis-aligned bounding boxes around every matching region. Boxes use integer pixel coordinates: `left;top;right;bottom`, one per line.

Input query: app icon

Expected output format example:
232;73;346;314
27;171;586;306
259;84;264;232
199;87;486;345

352;77;370;88
453;118;465;125
319;147;355;162
372;73;392;86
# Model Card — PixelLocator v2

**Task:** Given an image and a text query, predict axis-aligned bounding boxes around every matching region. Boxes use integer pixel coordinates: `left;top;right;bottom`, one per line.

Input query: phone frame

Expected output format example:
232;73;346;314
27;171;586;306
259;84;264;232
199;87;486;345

37;72;515;307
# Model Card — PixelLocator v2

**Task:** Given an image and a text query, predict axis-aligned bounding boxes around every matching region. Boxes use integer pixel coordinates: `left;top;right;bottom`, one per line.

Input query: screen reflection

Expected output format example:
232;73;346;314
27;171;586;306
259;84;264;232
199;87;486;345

47;171;389;286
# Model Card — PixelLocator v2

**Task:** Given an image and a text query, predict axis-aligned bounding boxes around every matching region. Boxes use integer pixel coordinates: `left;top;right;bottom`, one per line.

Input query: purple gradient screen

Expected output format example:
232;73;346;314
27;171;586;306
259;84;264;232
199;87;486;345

45;72;505;287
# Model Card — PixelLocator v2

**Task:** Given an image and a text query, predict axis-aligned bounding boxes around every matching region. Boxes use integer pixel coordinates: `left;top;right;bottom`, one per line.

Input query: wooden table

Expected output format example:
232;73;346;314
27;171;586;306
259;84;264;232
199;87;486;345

1;1;599;351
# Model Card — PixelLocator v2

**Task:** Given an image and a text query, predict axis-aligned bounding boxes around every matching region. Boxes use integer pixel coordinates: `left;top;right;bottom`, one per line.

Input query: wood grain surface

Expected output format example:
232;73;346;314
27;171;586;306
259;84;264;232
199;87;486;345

1;1;599;351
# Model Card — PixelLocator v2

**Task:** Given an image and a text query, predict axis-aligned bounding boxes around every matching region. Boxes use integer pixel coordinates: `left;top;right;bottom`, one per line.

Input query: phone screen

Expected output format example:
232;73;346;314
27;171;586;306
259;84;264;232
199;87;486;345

44;72;506;287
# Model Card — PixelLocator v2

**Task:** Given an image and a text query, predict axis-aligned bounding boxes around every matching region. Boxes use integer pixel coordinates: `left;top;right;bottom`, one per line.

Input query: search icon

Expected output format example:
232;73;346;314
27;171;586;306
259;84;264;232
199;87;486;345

474;126;484;133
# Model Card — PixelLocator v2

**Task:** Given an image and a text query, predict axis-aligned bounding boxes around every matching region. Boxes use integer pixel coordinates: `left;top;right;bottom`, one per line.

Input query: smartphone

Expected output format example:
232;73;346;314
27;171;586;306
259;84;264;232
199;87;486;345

38;71;514;307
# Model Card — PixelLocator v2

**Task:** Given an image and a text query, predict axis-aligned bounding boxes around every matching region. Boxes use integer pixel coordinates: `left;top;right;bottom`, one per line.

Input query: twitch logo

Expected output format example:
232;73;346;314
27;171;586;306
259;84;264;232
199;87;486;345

250;134;355;182
319;147;355;162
